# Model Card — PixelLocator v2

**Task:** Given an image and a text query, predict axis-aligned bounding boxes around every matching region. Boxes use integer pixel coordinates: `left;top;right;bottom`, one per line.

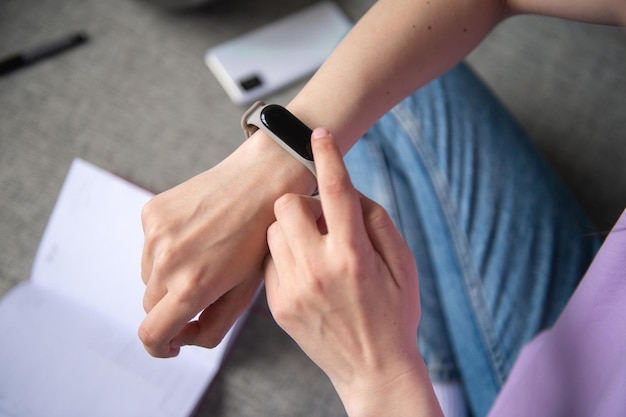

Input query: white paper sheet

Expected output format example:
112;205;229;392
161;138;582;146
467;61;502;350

0;159;238;417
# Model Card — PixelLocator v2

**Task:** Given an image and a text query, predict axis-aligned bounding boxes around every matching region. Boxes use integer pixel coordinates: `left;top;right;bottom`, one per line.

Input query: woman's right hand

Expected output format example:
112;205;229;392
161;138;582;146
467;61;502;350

263;128;443;417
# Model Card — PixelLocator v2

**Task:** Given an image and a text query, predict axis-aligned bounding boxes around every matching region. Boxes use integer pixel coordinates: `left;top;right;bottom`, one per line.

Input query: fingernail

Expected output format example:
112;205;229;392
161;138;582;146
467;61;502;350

312;127;330;140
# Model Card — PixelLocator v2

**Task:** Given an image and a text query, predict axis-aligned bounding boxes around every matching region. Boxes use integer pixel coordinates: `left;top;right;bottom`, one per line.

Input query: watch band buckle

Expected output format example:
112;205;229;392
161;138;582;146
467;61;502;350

241;101;266;139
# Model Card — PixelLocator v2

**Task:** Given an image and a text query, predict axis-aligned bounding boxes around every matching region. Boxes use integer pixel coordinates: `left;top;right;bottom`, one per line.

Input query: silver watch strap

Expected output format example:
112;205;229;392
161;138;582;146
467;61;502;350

241;101;317;178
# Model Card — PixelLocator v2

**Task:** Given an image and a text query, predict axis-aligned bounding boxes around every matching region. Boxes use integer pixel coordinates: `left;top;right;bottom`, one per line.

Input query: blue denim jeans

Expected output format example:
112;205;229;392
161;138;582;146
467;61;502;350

344;63;600;417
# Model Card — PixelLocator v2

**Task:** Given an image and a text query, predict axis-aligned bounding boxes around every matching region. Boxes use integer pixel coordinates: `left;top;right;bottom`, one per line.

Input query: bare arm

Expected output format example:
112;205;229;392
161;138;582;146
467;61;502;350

286;0;508;155
287;0;624;154
139;0;507;357
139;0;622;357
506;0;626;26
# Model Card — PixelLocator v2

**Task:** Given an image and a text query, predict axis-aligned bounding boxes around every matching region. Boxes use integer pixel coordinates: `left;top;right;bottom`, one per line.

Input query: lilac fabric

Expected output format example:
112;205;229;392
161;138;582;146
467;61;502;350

488;209;626;416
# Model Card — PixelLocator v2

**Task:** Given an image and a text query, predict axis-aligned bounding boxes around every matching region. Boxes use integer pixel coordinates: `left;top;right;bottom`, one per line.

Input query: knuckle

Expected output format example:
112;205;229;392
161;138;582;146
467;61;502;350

327;240;369;282
266;222;280;243
271;299;301;330
368;204;394;230
141;195;173;240
274;193;300;215
343;248;367;278
142;294;153;314
170;274;203;305
138;323;160;350
193;322;227;349
321;173;352;195
141;197;159;232
203;334;225;349
272;303;293;326
153;243;180;272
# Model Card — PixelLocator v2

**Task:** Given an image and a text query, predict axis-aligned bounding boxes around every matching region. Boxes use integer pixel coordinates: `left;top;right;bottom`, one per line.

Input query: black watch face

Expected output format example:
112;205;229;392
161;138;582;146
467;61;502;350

260;105;314;161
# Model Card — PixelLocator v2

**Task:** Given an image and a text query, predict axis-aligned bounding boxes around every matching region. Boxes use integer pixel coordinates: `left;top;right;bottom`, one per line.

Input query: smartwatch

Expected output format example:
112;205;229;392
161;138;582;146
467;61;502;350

241;101;317;177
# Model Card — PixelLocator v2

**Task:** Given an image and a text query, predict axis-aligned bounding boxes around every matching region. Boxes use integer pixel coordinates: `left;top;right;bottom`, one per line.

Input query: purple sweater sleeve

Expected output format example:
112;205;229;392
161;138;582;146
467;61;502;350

488;209;626;417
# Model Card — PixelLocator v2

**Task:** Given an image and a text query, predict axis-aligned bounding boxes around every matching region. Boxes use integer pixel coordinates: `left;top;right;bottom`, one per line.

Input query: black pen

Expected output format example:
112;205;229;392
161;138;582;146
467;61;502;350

0;31;89;76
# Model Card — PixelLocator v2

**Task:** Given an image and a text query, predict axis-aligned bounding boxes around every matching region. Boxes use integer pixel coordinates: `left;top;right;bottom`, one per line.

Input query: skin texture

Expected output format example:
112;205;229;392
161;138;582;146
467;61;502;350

139;0;509;359
138;0;624;413
139;0;625;359
263;128;443;417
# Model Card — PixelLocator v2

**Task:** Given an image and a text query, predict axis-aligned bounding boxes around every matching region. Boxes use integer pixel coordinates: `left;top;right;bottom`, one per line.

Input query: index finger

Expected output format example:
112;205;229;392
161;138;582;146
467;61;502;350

311;128;366;242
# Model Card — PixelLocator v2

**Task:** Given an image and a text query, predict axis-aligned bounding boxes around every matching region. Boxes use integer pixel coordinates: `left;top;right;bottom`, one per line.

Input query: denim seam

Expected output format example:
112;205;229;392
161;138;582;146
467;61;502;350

362;132;405;234
363;129;460;381
390;102;508;387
